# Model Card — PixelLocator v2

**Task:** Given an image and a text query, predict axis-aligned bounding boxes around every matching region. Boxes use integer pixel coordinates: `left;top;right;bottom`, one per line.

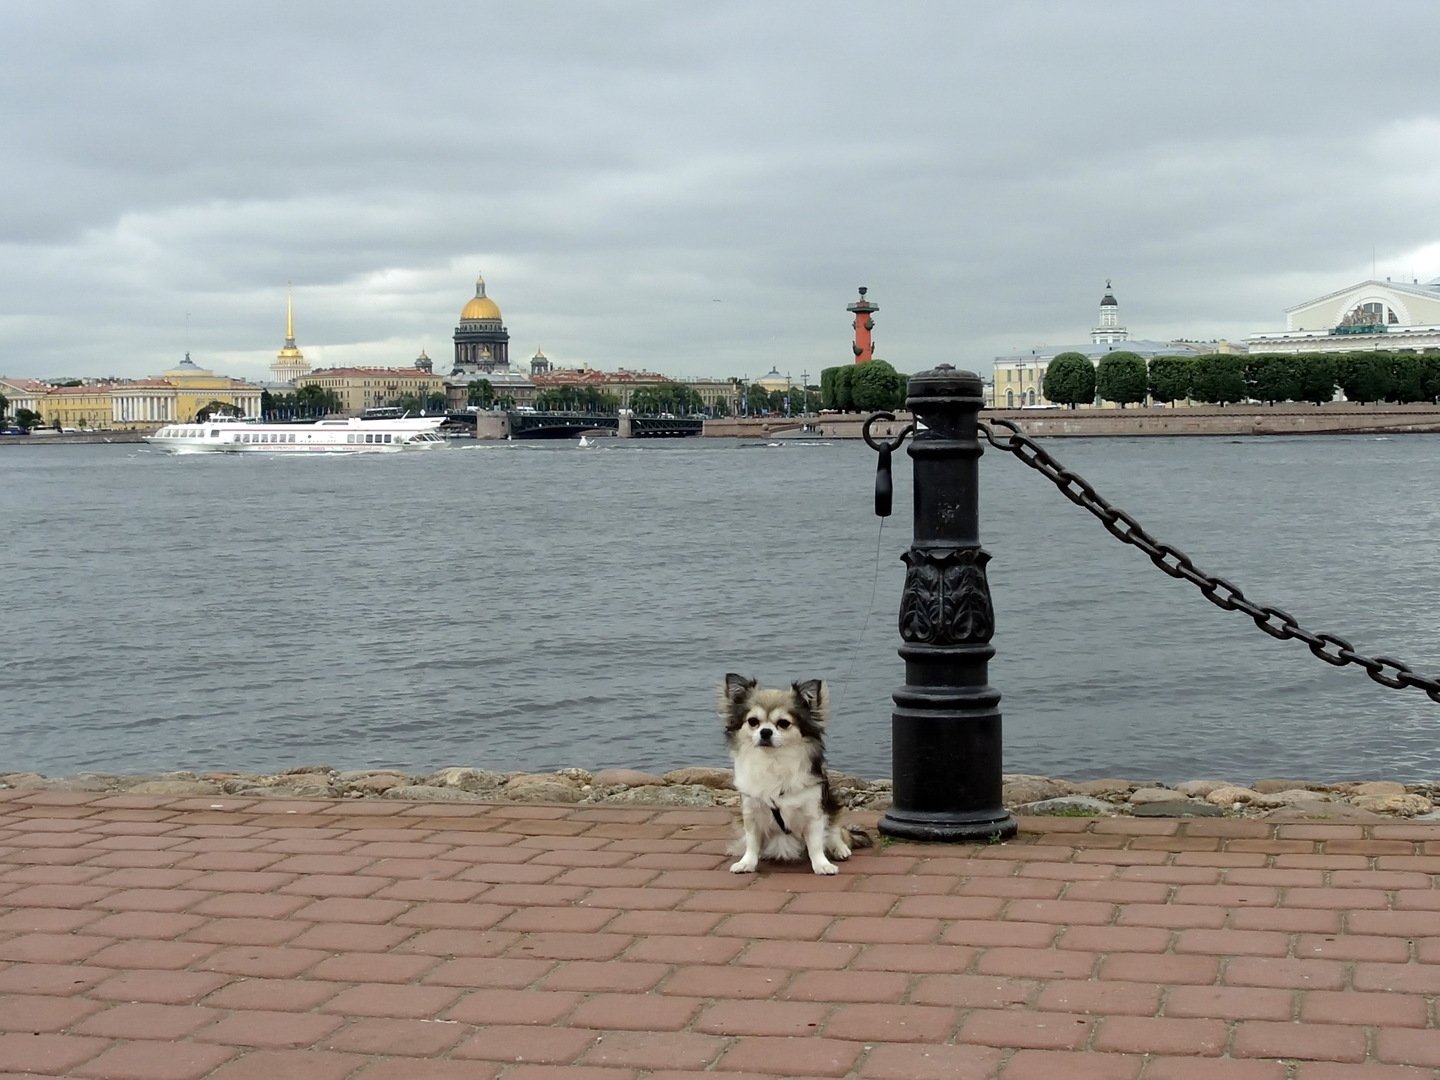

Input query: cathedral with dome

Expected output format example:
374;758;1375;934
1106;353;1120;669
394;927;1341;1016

453;274;511;373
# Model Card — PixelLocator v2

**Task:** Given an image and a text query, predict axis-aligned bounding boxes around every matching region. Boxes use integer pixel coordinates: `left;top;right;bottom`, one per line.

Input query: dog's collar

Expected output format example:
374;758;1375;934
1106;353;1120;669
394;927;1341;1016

769;803;790;834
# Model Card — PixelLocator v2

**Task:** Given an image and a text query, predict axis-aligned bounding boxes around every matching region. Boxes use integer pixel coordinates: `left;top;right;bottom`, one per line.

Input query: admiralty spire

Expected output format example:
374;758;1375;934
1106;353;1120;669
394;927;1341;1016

270;288;311;384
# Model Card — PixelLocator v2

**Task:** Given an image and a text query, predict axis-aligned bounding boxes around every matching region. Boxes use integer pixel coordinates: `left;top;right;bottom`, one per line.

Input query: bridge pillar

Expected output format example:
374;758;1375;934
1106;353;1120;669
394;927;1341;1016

472;412;511;440
618;413;633;439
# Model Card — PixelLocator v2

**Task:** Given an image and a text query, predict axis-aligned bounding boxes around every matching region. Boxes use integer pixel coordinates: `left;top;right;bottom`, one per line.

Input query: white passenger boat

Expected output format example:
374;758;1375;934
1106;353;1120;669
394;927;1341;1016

143;414;448;454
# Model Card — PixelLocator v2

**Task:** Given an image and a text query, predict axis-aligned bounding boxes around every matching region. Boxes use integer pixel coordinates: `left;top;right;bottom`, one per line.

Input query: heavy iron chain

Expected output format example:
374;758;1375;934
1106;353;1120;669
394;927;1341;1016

978;417;1440;704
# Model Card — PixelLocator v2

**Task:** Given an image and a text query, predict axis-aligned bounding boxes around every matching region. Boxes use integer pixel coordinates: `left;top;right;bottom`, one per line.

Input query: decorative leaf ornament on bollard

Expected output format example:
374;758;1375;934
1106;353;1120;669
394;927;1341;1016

864;365;1018;843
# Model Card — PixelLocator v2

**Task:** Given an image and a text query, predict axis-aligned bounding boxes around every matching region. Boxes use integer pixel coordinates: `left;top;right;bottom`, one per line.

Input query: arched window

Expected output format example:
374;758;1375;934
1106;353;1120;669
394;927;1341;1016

1006;390;1015;408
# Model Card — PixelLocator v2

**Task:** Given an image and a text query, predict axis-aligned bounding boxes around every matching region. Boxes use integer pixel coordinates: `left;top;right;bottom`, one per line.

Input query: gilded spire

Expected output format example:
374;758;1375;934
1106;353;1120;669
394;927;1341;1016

476;273;487;299
272;284;309;382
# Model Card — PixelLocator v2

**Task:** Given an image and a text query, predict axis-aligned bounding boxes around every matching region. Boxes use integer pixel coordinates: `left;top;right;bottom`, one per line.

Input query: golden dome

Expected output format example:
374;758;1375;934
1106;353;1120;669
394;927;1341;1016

460;274;502;321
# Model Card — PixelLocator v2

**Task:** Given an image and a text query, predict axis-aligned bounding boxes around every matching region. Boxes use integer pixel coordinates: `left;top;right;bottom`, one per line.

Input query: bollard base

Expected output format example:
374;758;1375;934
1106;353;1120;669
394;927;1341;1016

877;805;1018;844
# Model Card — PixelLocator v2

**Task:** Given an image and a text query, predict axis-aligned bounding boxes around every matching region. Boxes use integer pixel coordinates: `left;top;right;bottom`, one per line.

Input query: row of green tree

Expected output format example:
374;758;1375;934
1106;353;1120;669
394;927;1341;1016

629;383;704;416
1043;349;1440;408
818;360;908;412
260;386;347;419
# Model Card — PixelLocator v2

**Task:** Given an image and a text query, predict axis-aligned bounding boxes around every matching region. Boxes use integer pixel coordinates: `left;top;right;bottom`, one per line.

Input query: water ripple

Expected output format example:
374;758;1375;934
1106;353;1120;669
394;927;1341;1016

4;435;1440;782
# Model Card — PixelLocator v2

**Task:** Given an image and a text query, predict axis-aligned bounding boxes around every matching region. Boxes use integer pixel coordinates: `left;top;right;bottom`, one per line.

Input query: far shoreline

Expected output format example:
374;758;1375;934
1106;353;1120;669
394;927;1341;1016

9;401;1440;447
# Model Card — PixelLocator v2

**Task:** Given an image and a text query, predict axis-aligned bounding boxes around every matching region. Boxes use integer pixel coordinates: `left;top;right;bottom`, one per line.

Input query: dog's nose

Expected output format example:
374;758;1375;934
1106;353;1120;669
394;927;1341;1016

758;728;774;743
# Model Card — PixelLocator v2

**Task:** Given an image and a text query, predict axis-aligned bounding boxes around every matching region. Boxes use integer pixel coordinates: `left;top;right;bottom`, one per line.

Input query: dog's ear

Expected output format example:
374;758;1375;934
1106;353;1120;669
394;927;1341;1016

793;679;825;714
724;673;756;702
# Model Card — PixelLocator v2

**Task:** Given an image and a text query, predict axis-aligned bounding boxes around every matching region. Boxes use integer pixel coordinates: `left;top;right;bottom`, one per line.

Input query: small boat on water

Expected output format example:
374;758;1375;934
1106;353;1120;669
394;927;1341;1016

578;434;596;448
143;414;448;454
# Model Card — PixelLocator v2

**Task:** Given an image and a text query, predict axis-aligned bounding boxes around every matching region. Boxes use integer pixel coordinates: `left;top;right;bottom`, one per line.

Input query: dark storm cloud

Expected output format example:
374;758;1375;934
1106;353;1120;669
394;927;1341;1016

2;1;1438;381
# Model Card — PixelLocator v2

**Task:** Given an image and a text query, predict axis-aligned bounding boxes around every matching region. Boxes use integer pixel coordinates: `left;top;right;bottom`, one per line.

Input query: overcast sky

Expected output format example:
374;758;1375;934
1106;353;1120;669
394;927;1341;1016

3;1;1438;385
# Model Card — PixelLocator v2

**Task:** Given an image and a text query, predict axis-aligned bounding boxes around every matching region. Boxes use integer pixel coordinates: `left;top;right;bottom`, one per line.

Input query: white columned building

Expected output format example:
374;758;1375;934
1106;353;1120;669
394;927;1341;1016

111;381;177;427
1246;277;1440;354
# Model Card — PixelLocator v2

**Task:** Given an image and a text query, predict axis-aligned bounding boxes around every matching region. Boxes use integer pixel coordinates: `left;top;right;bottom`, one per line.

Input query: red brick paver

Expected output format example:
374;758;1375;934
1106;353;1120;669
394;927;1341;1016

1;789;1439;1077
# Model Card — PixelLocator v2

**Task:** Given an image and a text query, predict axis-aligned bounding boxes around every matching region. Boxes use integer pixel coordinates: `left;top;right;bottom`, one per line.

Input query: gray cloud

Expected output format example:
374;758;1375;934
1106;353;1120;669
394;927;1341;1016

3;1;1438;383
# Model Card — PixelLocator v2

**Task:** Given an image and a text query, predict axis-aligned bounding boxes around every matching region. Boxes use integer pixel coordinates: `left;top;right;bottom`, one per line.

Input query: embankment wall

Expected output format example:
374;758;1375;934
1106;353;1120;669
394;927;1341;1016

707;403;1440;439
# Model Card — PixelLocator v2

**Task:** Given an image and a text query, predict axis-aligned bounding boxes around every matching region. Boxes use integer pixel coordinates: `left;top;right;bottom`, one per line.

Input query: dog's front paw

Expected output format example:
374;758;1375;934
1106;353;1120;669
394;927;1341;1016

730;856;759;874
810;859;839;875
829;838;852;861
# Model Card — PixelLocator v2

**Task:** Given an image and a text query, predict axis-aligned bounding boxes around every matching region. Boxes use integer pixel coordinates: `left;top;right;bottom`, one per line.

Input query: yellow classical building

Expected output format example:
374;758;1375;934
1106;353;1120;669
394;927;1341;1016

23;357;263;430
108;356;263;429
36;384;118;430
295;367;446;416
159;355;262;425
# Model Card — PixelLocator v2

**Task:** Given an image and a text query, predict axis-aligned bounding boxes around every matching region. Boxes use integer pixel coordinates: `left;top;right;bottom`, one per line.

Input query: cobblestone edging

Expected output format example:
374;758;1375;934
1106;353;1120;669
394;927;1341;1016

3;766;1438;821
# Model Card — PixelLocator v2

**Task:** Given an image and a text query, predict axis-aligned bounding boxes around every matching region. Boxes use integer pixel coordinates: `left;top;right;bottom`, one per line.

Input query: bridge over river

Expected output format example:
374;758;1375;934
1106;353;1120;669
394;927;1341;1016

450;411;704;439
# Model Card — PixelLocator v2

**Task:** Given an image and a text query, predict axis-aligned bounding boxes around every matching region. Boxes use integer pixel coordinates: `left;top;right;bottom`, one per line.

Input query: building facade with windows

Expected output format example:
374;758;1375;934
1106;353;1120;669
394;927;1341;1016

295;366;446;415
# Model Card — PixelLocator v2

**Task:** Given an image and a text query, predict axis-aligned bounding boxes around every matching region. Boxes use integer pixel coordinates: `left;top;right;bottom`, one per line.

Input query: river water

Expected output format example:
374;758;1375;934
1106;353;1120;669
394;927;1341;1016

3;433;1439;784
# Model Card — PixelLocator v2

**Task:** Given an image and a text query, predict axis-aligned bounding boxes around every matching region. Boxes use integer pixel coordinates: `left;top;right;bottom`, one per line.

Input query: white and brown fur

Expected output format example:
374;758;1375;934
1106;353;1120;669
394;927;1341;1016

719;673;871;875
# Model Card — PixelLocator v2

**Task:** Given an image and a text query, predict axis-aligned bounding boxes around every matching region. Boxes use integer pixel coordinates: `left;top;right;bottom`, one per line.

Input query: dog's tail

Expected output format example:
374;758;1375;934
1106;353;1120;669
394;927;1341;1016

845;824;876;850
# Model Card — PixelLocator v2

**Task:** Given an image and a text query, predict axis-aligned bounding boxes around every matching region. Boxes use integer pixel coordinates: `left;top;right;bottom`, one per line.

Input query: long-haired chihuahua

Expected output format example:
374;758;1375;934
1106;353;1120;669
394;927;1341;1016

719;673;870;875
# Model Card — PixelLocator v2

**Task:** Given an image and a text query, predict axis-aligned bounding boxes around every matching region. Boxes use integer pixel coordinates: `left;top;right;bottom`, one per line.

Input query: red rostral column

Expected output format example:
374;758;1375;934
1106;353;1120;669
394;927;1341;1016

847;286;878;363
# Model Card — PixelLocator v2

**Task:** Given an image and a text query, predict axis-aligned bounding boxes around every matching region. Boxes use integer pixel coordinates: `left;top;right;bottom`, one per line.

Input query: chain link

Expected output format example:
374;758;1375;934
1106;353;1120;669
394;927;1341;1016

978;417;1440;704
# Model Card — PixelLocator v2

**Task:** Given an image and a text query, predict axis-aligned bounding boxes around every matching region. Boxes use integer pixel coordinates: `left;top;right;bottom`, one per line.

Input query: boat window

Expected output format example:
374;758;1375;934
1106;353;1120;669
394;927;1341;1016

383;434;392;443
211;430;220;437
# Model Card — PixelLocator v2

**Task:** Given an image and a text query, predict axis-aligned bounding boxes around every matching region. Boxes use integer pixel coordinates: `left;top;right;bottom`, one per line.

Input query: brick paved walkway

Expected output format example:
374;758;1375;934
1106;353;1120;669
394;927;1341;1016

1;788;1439;1079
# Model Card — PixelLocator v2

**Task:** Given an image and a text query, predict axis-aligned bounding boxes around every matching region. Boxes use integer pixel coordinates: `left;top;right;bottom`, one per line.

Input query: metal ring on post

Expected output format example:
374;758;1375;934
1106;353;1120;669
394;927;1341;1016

862;412;914;454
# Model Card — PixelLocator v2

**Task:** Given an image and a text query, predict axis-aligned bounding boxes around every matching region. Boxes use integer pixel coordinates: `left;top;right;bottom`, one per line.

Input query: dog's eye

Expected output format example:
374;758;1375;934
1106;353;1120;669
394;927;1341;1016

775;718;792;729
746;717;760;727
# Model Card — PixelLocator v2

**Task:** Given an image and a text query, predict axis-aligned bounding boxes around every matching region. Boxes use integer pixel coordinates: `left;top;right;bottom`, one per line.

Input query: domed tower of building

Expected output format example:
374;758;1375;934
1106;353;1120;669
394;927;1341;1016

1091;279;1128;345
846;285;878;363
530;349;551;376
270;288;311;384
453;273;510;374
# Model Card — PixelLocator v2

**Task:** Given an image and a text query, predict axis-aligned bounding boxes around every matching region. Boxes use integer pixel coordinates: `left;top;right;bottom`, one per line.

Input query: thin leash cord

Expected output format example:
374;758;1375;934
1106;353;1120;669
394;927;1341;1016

834;516;888;709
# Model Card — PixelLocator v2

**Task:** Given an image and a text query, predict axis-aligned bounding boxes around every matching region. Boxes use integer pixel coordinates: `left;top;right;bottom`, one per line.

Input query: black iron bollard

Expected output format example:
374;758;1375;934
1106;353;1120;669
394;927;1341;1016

877;365;1018;843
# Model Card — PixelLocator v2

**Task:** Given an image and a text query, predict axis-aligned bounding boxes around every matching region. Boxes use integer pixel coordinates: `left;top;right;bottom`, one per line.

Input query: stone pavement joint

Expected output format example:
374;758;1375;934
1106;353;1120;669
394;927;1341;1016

0;789;1439;1077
